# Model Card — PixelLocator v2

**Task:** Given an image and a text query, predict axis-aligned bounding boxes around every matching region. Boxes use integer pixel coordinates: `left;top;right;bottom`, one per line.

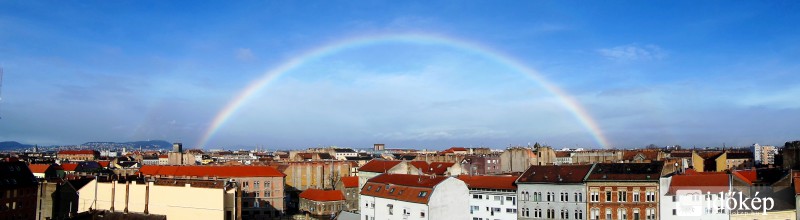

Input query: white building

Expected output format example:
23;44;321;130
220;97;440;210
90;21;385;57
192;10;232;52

660;173;731;220
458;175;519;220
516;164;595;220
77;178;237;220
333;148;358;160
752;143;778;165
360;174;469;220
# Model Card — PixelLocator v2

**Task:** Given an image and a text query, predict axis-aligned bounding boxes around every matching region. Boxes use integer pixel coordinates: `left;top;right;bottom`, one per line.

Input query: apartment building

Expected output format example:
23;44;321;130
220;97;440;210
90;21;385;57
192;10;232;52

516;164;594;220
57;150;99;161
138;165;286;218
660;172;731;220
585;162;664;220
458;175;519;220
360;174;469;220
77;178;237;220
299;188;346;219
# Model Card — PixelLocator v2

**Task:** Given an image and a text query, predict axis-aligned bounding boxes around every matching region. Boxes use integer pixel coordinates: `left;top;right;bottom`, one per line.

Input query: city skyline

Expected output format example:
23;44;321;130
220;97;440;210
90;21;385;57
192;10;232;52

1;1;799;149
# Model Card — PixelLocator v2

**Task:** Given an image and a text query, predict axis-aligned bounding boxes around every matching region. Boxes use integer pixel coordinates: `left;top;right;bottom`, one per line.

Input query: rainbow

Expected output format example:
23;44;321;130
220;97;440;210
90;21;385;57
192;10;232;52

196;33;611;148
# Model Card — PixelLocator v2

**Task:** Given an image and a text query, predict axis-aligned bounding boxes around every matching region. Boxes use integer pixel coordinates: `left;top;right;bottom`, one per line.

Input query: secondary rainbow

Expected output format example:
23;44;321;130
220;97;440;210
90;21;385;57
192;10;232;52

196;33;611;148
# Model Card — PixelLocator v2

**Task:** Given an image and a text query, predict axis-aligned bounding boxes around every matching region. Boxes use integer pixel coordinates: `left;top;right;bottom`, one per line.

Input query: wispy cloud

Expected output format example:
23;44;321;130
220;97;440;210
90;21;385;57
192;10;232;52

235;48;256;61
598;44;666;61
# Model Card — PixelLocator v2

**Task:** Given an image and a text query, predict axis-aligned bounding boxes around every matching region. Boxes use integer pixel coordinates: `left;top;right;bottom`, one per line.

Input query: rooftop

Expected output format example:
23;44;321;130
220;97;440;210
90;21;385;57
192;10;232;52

138;165;286;178
300;188;345;201
341;176;359;188
517;164;594;184
357;160;402;173
667;173;730;195
457;175;518;190
586;162;664;182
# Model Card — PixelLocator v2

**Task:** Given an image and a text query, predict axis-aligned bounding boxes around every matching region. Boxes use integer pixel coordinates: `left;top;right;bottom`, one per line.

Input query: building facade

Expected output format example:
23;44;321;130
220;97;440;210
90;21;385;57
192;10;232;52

360;174;469;220
57;150;99;161
585;162;664;220
458;175;519;220
516;164;594;220
138;165;286;218
298;189;346;219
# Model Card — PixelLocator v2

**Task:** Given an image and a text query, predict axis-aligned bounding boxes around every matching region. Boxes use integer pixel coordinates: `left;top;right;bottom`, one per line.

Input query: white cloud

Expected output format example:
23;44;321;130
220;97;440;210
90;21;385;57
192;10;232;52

235;48;255;61
598;44;666;61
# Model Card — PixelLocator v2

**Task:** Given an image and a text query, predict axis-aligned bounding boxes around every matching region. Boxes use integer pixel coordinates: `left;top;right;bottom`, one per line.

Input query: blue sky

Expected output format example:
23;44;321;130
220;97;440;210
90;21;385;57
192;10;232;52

1;1;799;149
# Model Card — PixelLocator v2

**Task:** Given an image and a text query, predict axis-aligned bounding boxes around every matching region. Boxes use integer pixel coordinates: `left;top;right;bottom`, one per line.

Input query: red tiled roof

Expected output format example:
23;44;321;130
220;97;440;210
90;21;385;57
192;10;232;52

59;150;98;155
29;164;61;173
732;170;757;185
517;164;594;183
361;174;450;204
358;160;402;173
409;161;454;175
668;173;729;195
300;189;345;201
457;175;518;190
341;176;359;188
158;155;169;159
61;163;79;171
368;173;448;188
98;161;111;168
138;165;286;178
555;151;571;157
622;151;659;161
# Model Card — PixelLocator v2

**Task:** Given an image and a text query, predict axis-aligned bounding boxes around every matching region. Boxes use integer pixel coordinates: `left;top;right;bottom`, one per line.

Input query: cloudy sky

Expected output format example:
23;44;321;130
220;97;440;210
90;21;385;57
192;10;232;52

1;1;798;149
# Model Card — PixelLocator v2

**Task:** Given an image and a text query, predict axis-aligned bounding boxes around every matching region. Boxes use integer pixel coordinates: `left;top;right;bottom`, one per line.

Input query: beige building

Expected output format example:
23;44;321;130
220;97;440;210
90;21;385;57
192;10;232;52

57;150;99;161
137;165;287;218
77;178;236;220
298;188;346;219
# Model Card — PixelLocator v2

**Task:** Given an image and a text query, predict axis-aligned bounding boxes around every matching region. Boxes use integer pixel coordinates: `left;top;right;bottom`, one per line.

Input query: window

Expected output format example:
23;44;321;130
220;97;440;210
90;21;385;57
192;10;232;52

605;208;612;220
618;208;627;220
376;186;382;192
506;208;516;213
388;204;393;215
645;191;655;202
633;208;640;220
534;208;542;218
606;191;612;202
633;191;640;202
591;208;600;220
547;192;554;201
591;191;599;202
473;195;482;199
521;208;529;217
494;196;502;201
418;191;428;197
367;185;372;190
618;191;627;202
420;211;425;217
575;192;583;202
575;209;584;220
561;209;569;219
389;188;395;194
645;208;655;220
547;209;555;219
254;181;259;189
561;192;569;202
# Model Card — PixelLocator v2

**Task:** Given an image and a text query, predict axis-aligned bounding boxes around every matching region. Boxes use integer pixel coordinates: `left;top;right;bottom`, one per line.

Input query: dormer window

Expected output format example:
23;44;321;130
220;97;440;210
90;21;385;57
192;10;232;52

367;185;372;190
376;186;382;192
389;188;395;194
418;191;428;197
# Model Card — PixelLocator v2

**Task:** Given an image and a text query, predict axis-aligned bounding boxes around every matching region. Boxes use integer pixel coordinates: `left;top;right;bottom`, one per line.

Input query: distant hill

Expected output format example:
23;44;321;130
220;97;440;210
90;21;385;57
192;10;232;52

0;141;33;151
81;140;173;150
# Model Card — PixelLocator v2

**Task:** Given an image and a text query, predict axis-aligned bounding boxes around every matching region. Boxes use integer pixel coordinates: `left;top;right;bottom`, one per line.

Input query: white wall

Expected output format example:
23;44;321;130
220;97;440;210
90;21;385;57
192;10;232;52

659;177;730;220
518;183;587;220
469;189;517;220
77;180;233;220
359;177;469;220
